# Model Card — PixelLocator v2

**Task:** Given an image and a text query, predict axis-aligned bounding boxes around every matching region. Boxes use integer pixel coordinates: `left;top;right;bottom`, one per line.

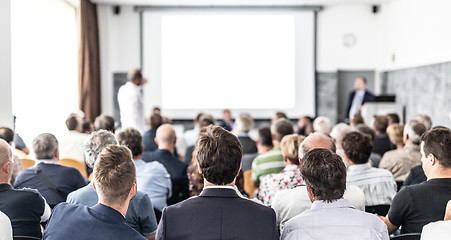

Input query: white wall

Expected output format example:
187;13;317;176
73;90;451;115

98;4;141;115
0;0;14;129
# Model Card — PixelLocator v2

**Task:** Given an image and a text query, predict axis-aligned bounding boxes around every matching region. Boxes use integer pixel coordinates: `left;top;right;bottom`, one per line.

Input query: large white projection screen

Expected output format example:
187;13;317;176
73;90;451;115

143;9;315;119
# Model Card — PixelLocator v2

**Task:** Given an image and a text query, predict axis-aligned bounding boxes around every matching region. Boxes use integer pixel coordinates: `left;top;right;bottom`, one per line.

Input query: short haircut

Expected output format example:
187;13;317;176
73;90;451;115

300;148;346;202
199;114;215;128
94;114;115;132
234;114;254;134
330;123;352;147
271;118;294;142
281;134;305;165
415;114;432;130
351;114;365;126
81;121;92;134
373;115;388;133
421;127;451;168
195;113;204;122
355;124;376;141
387;123;404;146
404;120;426;145
84;130;118;168
275;112;288;120
0;127;14;143
342;132;372;164
149;113;163;130
358;76;367;84
33;133;58;159
299;133;336;159
116;128;142;157
127;69;142;82
65;113;80;131
94;145;136;205
258;127;273;147
194;125;242;185
313;116;332;135
387;113;400;124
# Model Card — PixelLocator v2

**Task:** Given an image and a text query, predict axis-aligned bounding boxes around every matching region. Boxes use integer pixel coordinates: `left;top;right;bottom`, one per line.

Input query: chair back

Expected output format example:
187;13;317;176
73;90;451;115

20;158;35;169
59;158;87;178
243;169;257;198
13;149;28;159
390;233;421;240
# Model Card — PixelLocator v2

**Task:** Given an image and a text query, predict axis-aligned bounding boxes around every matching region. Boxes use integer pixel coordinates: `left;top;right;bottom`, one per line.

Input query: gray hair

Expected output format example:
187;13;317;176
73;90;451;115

313;116;332;135
271;118;294;142
414;114;432;131
330;123;352;147
404;120;427;145
299;133;336;159
233;114;254;134
84;129;118;168
33;133;58;159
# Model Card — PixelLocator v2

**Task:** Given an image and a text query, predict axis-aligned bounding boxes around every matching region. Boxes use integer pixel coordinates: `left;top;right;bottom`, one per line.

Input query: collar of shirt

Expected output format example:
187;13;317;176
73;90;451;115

347;162;372;173
283;164;300;171
355;89;366;97
203;185;235;190
311;198;355;210
35;159;61;166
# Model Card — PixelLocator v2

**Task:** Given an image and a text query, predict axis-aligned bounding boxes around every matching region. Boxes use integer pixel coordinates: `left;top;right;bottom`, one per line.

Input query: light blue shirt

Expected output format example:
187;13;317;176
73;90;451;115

134;160;172;211
281;199;389;240
349;89;366;118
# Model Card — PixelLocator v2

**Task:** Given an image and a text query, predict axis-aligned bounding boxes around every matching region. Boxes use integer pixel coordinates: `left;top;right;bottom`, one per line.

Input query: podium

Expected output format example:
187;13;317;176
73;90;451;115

361;103;404;125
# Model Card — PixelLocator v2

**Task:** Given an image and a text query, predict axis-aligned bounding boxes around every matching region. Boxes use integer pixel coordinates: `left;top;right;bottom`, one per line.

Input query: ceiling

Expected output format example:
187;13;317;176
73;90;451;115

91;0;387;6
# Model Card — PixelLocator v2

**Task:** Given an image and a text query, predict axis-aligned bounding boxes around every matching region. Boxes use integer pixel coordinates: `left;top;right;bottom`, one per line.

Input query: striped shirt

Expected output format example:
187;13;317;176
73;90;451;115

347;163;397;206
251;147;285;183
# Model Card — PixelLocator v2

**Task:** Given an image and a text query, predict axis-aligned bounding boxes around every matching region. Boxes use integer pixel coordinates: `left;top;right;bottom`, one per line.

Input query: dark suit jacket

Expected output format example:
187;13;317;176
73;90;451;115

43;203;147;240
346;89;375;119
143;129;158;152
156;188;279;240
143;149;189;205
238;135;257;154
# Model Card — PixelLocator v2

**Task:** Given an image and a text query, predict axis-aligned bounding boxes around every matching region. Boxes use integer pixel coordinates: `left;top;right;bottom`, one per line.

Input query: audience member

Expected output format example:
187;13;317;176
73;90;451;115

13;133;29;155
155;125;279;240
281;149;388;240
402;164;427;188
414;113;432;130
252;118;294;187
183;114;215;165
386;123;404;149
0;127;21;185
0;139;51;239
94;113;116;132
144;124;189;205
0;210;12;240
296;116;313;136
183;113;203;147
387;113;400;126
379;120;426;182
343;132;397;216
219;109;234;131
117;69;146;132
81;121;94;134
346;76;375;121
271;133;365;231
421;200;451;240
233;113;257;154
350;114;365;128
258;134;305;206
272;111;288;124
355;123;383;167
14;133;86;207
67;130;158;239
59;113;88;164
330;123;352;165
143;113;163;152
380;127;451;234
372;115;395;156
312;116;332;136
116;128;171;213
43;145;147;240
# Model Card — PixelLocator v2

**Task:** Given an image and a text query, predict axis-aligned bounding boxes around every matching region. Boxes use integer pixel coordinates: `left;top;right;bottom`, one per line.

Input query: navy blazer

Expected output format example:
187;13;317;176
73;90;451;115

346;89;375;119
156;188;279;240
43;203;147;240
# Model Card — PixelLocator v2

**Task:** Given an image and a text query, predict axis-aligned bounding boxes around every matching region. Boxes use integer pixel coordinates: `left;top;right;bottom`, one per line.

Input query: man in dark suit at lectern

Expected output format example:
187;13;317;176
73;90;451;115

156;125;279;240
346;76;375;122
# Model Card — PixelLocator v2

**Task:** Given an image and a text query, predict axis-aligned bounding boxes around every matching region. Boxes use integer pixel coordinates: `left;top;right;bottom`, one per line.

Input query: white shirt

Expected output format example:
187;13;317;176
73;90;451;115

272;185;365;231
281;199;389;240
59;130;88;163
0;211;12;240
421;220;451;240
117;82;145;133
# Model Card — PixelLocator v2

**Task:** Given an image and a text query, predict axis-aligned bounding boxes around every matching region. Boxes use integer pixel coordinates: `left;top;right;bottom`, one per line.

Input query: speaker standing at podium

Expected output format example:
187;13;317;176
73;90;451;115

346;77;375;122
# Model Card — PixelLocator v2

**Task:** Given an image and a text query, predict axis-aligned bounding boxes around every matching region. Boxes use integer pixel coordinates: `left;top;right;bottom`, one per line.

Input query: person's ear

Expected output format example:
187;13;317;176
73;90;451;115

197;161;202;174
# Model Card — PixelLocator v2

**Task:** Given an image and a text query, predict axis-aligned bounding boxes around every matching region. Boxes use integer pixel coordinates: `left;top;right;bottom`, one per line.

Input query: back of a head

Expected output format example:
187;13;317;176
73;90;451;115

33;133;58;159
415;114;432;131
94;114;115;132
194;125;242;185
84;129;118;168
342;132;372;164
258;127;273;148
116;128;143;158
0;127;14;144
271;118;294;142
94;145;136;205
156;124;176;145
313;116;332;135
281;134;305;165
299;133;336;159
195;113;204;123
300;148;346;202
387;123;404;146
351;114;365;126
330;123;352;147
233;114;254;134
0;139;12;167
127;69;142;82
199;114;215;128
404;120;426;145
355;123;376;141
373;115;388;133
387;113;400;125
149;113;163;130
66;113;81;131
421;127;451;168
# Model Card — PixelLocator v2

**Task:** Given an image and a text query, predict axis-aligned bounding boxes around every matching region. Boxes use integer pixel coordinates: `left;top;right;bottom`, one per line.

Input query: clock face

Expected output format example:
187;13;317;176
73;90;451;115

343;33;357;47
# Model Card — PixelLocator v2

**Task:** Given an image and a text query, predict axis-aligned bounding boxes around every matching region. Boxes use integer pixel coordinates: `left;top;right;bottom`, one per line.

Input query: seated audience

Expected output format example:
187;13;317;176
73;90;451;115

272;111;288;124
258;134;305;206
421;200;451;240
350;113;365;128
43;145;147;240
330;123;352;165
386;123;404;150
219;109;234;131
14;133;86;207
343;132;397;215
0;210;12;240
59;113;88;164
183;113;203;148
67;130;158;238
312;116;332;136
380;127;451;234
94;113;116;132
354;123;383;167
116;128;172;212
271;133;365;231
252;118;294;187
0;139;51;239
379;120;426;182
281;149;388;240
183;114;214;165
233;113;257;154
13;133;29;155
372;115;395;156
155;125;279;240
143;113;163;153
0;127;21;185
81;121;94;134
296;116;313;136
386;113;400;126
144;124;189;205
402;164;427;188
414;113;432;131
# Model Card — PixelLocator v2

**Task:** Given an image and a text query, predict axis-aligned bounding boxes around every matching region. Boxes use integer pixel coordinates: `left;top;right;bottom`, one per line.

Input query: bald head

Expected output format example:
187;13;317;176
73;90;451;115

299;133;336;159
0;139;12;183
156;124;176;150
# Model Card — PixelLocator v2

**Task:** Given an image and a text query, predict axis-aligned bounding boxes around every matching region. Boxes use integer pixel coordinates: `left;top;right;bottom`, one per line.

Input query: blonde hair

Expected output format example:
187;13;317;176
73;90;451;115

281;134;305;165
387;123;404;147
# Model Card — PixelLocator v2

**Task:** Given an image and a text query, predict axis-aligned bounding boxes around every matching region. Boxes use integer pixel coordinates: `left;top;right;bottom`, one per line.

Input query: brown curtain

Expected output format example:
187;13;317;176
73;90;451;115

79;0;101;122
